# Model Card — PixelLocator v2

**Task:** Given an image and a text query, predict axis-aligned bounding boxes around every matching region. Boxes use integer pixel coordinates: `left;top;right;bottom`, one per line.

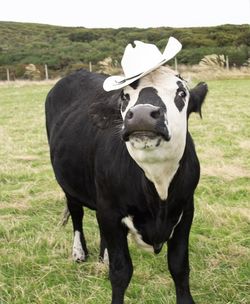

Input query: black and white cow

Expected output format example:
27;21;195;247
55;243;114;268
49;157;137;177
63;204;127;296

45;66;208;304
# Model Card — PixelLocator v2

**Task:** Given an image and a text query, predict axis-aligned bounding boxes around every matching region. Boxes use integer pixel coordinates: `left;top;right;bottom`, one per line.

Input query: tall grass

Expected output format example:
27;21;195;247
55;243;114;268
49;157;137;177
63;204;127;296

0;79;249;303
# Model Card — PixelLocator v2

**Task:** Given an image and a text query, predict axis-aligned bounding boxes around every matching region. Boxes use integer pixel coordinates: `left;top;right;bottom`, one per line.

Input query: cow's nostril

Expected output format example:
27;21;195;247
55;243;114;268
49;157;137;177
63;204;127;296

127;110;134;120
150;109;161;119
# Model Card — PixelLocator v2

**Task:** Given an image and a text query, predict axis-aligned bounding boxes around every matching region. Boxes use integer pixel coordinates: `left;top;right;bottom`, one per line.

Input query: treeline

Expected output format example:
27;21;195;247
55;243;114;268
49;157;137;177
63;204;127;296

0;21;249;79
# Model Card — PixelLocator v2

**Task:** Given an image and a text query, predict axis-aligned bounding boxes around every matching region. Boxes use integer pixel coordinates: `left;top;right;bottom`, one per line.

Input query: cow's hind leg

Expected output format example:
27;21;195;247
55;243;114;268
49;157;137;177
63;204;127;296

99;229;109;265
66;194;89;262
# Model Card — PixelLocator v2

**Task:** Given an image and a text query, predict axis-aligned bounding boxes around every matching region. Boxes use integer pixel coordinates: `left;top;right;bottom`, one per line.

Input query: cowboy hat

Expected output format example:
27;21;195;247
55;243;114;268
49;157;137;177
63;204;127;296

103;36;182;92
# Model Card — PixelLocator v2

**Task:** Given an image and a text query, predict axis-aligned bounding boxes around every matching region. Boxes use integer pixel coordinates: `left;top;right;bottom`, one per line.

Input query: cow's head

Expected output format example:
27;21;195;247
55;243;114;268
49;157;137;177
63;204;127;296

89;66;208;199
118;67;207;163
90;66;208;198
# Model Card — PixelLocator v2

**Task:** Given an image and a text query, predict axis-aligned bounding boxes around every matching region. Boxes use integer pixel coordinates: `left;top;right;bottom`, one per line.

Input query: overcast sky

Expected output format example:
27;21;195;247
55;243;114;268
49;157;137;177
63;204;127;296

0;0;249;28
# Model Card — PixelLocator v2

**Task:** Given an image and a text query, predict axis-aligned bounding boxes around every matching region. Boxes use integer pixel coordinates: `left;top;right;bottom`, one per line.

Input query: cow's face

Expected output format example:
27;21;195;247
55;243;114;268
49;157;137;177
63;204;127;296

120;67;190;164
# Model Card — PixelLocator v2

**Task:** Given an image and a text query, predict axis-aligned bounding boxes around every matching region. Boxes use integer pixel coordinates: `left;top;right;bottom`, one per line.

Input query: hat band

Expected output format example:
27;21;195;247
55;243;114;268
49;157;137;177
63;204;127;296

115;73;142;85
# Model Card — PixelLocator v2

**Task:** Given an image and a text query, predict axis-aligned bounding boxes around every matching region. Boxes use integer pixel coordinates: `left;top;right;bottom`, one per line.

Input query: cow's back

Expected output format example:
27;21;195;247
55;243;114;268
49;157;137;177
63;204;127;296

46;70;106;137
45;70;114;208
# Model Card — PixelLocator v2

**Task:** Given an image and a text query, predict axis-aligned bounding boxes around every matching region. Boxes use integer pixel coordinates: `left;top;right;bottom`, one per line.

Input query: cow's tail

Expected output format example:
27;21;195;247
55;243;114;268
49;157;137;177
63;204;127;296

60;203;70;226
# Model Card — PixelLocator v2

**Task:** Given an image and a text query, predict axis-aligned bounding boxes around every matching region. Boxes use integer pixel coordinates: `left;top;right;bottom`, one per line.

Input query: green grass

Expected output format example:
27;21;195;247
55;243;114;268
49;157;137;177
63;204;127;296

0;79;249;304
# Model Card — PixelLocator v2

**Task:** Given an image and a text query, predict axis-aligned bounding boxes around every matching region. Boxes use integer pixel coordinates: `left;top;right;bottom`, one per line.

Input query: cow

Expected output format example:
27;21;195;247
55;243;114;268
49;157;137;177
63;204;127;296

45;66;208;304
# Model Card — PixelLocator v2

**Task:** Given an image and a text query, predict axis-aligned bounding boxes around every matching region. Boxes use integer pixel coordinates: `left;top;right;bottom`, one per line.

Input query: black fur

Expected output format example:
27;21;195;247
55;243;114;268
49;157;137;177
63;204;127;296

188;82;208;118
135;87;167;111
129;78;140;90
175;81;187;112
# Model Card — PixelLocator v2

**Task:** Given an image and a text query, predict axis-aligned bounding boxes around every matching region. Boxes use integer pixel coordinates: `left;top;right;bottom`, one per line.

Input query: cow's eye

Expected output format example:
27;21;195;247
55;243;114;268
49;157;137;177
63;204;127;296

178;90;186;98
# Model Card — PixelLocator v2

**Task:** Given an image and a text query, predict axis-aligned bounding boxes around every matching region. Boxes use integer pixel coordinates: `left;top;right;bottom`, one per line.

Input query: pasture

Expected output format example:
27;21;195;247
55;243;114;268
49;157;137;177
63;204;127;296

0;77;249;303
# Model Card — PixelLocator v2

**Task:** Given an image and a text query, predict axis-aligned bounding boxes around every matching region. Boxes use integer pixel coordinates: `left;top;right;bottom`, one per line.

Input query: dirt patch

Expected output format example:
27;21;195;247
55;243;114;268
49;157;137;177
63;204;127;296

239;140;250;150
198;203;250;227
0;79;59;87
0;199;31;210
225;206;250;221
202;163;250;180
14;155;39;161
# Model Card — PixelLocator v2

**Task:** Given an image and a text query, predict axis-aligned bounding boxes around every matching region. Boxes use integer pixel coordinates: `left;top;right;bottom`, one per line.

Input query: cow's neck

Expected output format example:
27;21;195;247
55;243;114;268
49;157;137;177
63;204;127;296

126;139;185;200
143;161;180;200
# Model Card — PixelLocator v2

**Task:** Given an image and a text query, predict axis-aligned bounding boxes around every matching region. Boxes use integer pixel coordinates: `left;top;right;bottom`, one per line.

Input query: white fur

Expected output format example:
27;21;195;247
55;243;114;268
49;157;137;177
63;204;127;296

129;134;163;150
169;212;183;239
103;248;109;265
122;212;183;251
72;230;86;261
122;216;154;253
122;67;189;200
126;140;182;200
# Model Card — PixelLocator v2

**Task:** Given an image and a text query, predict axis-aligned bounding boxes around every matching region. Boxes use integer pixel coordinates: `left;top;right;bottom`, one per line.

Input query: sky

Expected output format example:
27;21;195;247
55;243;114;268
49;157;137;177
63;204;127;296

0;0;249;28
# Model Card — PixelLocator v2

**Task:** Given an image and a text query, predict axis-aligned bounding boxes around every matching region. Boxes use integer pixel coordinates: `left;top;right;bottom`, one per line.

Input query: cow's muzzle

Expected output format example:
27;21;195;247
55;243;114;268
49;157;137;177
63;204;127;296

122;104;171;142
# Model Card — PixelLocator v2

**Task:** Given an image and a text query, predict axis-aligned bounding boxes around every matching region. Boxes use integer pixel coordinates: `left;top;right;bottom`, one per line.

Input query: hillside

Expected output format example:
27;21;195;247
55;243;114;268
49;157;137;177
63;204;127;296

0;21;249;79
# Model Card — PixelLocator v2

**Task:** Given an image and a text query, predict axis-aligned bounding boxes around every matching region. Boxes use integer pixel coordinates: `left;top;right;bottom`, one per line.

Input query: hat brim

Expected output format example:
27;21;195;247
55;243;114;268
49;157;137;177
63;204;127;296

103;37;182;92
103;59;166;92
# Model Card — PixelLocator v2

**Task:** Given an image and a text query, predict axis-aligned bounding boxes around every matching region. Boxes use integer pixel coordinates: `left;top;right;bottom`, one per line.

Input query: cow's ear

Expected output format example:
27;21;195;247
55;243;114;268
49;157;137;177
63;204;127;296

89;102;122;129
188;82;208;118
89;90;122;129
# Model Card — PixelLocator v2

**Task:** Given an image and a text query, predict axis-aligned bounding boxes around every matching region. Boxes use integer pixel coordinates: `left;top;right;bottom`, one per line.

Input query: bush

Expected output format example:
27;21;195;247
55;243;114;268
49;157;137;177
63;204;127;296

0;22;249;77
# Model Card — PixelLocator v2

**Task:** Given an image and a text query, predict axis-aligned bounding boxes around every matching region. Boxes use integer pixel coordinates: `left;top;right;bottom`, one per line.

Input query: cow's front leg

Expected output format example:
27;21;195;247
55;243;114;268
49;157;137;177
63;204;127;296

167;207;195;304
97;211;133;304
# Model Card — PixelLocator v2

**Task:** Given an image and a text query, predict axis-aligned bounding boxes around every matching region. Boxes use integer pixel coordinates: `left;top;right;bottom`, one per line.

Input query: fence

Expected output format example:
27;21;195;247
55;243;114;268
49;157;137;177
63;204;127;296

0;62;94;81
0;56;245;81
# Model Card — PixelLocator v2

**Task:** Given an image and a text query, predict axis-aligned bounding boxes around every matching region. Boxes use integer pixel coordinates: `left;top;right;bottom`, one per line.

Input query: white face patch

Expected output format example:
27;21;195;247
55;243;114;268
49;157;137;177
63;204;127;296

72;230;86;262
121;67;189;200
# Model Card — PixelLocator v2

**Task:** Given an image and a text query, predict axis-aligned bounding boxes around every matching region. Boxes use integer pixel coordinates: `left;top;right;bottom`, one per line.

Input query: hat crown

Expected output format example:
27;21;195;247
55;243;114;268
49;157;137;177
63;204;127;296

121;41;164;78
103;37;182;92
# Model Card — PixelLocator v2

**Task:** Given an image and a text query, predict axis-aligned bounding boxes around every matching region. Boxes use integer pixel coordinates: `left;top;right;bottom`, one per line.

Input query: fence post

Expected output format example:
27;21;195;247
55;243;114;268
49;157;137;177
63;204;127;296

226;56;229;70
89;62;92;72
6;68;10;81
45;64;49;80
174;57;178;72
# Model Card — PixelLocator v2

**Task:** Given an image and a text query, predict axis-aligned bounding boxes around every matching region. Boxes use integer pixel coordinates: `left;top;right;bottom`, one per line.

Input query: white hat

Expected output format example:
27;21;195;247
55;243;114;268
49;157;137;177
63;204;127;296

103;36;182;92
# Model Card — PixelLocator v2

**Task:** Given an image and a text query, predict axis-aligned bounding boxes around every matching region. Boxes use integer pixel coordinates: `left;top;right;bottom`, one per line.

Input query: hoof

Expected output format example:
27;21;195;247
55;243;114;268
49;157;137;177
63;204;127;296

72;230;87;262
100;248;109;265
72;248;87;262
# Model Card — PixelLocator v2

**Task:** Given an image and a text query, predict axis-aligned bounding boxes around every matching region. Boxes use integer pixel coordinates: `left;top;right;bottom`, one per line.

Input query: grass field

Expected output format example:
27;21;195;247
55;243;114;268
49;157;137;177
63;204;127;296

0;78;249;304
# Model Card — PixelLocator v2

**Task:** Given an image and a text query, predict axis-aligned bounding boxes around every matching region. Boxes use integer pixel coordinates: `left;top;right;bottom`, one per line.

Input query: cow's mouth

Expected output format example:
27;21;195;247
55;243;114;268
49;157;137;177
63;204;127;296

122;129;171;142
122;130;171;150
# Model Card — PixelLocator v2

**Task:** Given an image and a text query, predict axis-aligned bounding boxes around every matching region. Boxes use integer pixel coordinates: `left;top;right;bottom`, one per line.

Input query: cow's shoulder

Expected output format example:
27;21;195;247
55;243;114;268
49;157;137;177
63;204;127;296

47;69;106;102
